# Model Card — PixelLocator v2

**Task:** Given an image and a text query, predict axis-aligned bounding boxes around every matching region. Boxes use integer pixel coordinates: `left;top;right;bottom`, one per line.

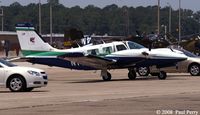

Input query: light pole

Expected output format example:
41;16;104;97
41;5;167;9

178;0;181;46
157;0;160;35
50;2;52;45
0;1;3;31
124;7;129;36
0;7;3;31
39;0;41;35
167;2;172;33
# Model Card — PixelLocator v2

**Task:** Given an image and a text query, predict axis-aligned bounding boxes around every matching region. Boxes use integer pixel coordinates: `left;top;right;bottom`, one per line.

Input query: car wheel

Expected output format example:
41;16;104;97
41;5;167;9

8;76;26;92
137;66;150;76
189;64;200;76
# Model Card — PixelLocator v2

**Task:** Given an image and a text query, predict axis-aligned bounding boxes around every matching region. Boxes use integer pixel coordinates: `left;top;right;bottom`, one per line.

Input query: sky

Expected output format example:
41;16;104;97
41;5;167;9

1;0;200;12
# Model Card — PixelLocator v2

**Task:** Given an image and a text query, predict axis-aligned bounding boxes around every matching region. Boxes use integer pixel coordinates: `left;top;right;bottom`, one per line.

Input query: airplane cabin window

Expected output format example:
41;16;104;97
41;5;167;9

102;47;112;54
128;41;145;49
116;45;127;51
87;49;99;55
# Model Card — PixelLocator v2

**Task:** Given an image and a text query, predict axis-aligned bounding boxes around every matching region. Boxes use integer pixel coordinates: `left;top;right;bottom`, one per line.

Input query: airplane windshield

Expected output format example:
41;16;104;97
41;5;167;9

175;49;197;57
127;41;145;49
0;59;17;67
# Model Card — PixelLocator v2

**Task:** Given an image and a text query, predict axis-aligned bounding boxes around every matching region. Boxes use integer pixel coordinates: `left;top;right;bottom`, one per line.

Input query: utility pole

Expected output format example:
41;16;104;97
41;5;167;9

1;7;3;31
178;0;181;46
50;2;52;45
157;0;160;35
0;1;3;31
124;8;129;36
168;2;172;33
39;0;41;34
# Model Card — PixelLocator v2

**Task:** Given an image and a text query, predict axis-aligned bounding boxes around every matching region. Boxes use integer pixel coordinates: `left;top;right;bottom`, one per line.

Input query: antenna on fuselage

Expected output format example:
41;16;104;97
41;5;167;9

100;38;105;44
75;41;81;47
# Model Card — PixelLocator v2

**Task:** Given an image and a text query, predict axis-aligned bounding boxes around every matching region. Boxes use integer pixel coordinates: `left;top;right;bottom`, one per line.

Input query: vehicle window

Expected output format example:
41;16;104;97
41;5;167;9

116;45;127;51
0;59;17;67
102;47;112;54
87;49;99;55
128;41;145;49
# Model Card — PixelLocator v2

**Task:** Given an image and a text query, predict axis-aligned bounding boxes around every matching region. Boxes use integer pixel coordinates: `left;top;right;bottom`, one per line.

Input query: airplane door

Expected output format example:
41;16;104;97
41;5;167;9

0;66;5;86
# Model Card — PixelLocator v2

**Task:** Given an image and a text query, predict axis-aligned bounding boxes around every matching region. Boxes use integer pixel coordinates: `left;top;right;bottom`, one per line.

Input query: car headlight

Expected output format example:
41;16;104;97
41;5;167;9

27;70;40;76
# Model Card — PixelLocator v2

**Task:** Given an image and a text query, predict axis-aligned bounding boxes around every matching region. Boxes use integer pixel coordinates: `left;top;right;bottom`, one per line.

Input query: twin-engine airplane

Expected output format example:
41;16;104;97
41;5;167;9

15;23;187;81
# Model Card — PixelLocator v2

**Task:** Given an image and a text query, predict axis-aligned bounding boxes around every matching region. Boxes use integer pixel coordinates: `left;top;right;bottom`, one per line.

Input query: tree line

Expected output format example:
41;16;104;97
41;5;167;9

1;1;200;38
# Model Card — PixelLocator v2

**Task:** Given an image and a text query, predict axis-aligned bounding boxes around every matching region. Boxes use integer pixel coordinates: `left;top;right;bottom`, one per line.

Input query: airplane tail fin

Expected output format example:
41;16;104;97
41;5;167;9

15;23;56;56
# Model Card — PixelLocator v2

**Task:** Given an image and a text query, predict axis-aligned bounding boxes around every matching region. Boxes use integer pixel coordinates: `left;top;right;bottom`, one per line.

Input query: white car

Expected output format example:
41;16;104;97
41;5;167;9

0;59;48;92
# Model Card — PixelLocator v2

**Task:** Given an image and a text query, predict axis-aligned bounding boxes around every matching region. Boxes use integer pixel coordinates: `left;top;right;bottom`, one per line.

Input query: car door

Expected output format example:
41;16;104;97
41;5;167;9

0;65;5;86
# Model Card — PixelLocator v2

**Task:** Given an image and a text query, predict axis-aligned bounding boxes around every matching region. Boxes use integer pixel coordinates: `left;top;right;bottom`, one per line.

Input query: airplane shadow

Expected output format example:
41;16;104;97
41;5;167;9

0;90;49;93
69;77;160;83
68;75;189;84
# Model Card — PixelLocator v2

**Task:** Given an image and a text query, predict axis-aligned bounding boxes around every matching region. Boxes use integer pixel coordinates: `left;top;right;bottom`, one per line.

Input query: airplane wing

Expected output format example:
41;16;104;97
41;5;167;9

4;57;29;62
58;52;117;69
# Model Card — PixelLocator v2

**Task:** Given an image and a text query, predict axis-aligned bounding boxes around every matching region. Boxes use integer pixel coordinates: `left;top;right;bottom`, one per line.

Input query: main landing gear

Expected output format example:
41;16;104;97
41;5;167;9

100;69;167;81
101;70;112;81
128;68;137;80
101;69;137;81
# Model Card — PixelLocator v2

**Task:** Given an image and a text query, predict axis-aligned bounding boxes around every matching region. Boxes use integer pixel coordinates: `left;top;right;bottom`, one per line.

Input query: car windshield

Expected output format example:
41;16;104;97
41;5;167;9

127;41;145;49
0;59;17;67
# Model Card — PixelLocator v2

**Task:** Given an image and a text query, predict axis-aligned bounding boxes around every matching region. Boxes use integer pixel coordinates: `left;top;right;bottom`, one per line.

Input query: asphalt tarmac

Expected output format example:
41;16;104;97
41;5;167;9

0;62;200;115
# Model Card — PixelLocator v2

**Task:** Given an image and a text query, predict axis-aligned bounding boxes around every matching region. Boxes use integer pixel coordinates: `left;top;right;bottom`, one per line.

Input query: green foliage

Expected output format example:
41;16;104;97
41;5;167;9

1;2;200;37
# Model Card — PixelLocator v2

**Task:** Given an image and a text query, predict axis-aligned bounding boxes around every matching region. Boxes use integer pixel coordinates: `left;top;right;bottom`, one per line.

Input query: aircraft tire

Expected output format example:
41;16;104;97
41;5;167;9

128;70;137;80
137;66;150;76
102;72;112;81
189;64;200;76
158;71;167;80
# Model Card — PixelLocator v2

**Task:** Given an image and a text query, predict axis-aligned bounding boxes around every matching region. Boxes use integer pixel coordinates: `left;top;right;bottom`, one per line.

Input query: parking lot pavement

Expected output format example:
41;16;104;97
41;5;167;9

0;62;200;115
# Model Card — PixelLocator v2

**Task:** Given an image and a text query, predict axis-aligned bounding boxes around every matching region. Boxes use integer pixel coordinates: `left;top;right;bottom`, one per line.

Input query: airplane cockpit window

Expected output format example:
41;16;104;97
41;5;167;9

87;49;99;55
127;41;145;49
102;47;112;54
176;49;197;57
116;45;127;51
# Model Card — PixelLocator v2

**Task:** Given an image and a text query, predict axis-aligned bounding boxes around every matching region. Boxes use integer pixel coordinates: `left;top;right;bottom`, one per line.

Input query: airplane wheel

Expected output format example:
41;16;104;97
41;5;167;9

128;70;137;80
158;71;167;80
137;66;150;76
189;64;200;76
102;72;112;81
